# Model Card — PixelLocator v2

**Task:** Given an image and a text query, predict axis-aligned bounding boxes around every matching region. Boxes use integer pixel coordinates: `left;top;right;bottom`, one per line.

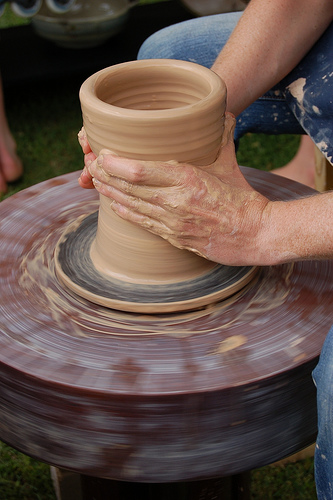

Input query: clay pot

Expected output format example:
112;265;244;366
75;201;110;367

79;59;226;284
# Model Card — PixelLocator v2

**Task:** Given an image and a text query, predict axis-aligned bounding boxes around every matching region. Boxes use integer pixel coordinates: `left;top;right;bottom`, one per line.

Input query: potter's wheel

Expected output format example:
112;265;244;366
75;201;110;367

54;211;256;313
0;167;332;482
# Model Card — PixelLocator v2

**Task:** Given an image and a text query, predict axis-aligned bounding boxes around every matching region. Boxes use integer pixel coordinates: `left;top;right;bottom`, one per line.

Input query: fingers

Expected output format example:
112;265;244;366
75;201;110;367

221;112;237;148
108;193;212;257
109;198;184;247
92;174;166;216
215;112;237;171
84;151;97;168
78;150;96;190
90;153;183;188
78;167;94;189
209;112;249;183
90;169;188;235
78;127;92;155
92;176;176;242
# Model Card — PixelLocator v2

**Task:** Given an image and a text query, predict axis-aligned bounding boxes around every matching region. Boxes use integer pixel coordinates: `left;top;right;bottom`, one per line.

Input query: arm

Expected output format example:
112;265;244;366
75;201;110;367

259;194;333;264
212;0;333;116
79;114;333;267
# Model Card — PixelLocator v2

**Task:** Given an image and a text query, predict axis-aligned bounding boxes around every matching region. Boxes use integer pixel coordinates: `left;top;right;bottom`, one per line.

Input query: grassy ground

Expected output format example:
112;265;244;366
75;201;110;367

0;2;317;500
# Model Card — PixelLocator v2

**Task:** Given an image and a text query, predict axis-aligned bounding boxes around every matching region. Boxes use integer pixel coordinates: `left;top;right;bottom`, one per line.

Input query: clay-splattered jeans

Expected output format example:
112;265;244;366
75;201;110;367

138;13;333;164
138;13;333;498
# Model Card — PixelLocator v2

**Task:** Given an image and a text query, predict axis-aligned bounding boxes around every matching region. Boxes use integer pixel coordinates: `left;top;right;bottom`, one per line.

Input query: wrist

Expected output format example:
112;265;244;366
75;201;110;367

255;201;288;266
256;200;305;266
256;194;333;265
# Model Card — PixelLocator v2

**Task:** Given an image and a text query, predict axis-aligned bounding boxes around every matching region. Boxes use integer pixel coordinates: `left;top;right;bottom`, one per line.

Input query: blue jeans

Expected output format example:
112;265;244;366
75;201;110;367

138;13;333;498
138;13;333;164
313;327;333;500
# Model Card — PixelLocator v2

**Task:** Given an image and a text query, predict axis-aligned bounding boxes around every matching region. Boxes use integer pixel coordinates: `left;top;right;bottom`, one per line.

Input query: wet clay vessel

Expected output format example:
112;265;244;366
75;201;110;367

55;59;256;313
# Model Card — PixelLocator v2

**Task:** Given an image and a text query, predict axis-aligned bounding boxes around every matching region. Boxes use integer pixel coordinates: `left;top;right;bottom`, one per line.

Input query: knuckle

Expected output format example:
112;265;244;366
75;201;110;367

142;217;153;230
120;178;134;194
127;161;146;184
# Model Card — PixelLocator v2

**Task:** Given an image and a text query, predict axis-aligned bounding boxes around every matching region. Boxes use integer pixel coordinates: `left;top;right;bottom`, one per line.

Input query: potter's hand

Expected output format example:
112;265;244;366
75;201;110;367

78;127;96;189
85;114;270;266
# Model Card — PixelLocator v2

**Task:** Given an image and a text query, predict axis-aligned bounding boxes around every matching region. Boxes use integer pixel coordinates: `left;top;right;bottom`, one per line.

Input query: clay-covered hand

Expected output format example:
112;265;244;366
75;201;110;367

79;114;270;266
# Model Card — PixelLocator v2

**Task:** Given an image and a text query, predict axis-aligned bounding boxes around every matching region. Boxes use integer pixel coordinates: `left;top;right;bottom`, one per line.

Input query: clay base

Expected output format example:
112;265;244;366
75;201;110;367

54;211;257;313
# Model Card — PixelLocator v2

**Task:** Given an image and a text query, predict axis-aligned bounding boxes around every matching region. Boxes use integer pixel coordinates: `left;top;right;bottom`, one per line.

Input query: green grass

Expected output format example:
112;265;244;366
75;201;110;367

0;3;30;28
0;442;56;500
1;81;83;202
252;458;316;499
0;2;315;499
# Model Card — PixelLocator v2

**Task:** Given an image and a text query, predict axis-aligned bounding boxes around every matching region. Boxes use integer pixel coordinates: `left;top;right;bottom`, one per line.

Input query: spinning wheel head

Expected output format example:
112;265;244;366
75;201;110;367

54;211;257;313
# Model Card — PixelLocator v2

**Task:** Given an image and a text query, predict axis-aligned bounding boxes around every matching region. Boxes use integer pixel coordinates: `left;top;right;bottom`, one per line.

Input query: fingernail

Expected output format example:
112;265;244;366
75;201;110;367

110;200;119;211
92;178;101;188
77;127;84;142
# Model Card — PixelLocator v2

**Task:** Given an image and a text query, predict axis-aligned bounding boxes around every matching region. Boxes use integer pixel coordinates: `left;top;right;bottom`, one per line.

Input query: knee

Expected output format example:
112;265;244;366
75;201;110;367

138;25;178;60
138;13;241;66
138;19;204;61
283;48;333;160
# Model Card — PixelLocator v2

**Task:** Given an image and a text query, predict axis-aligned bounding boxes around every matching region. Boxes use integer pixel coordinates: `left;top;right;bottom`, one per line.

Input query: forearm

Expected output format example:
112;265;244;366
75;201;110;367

212;0;333;116
258;192;333;265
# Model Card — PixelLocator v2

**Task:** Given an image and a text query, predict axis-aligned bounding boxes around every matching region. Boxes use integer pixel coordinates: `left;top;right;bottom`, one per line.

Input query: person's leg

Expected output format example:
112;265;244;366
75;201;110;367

225;21;332;185
281;23;333;167
269;22;333;188
273;135;316;188
313;326;333;499
138;12;242;69
0;74;23;193
137;14;305;144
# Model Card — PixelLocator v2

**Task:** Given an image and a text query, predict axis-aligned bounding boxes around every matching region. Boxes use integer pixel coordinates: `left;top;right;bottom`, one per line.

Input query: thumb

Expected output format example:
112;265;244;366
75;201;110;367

221;111;236;149
208;112;238;177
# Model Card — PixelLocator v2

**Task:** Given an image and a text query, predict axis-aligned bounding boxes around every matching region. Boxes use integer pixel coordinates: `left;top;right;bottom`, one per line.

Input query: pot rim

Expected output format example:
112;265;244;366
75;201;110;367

79;59;226;122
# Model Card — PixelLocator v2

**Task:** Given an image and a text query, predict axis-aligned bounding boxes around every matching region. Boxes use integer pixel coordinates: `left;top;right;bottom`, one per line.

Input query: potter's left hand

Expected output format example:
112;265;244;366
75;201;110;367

78;127;96;189
79;114;271;267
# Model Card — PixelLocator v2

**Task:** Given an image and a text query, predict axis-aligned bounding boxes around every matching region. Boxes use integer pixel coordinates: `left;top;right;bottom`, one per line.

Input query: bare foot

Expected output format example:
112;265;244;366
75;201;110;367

0;77;23;194
0;130;23;194
273;135;315;189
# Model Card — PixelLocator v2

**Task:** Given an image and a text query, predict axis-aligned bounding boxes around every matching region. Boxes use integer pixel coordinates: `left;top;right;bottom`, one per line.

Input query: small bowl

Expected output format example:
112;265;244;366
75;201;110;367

31;0;137;49
180;0;247;16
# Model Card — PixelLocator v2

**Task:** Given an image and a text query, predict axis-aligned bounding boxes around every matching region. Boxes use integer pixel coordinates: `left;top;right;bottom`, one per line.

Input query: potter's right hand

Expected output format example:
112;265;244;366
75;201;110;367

78;127;96;189
84;113;272;267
